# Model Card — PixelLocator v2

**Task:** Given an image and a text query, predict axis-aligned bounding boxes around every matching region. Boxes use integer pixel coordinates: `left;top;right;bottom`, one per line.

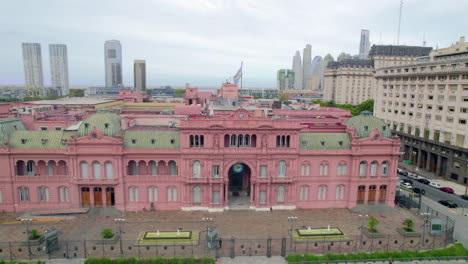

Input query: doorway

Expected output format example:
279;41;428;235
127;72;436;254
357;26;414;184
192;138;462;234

94;187;103;207
368;185;376;204
81;187;90;207
106;187;115;207
357;185;365;204
228;163;251;209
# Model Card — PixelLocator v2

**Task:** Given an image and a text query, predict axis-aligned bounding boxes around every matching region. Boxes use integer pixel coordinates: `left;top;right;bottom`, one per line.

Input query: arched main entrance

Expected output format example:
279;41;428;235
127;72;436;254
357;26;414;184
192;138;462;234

228;163;251;209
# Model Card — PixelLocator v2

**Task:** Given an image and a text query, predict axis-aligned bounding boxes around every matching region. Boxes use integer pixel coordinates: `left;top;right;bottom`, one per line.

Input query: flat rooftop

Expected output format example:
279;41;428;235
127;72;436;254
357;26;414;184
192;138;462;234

24;97;117;105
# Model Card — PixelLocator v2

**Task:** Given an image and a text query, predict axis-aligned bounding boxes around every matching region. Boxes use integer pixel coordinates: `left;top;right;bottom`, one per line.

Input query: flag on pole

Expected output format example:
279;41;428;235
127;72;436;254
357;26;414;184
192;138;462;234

233;63;243;84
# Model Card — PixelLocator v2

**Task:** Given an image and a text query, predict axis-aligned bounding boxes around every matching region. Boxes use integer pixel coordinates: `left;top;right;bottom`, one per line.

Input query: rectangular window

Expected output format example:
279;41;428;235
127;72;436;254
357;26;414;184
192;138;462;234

40;127;47;131
212;191;220;204
260;165;267;178
19;187;30;202
212;165;219;178
259;191;267;204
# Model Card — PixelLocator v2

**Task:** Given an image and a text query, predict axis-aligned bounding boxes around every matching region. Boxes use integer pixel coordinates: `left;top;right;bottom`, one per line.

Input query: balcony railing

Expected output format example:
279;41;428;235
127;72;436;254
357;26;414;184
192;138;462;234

186;176;208;183
73;177;119;184
15;175;69;182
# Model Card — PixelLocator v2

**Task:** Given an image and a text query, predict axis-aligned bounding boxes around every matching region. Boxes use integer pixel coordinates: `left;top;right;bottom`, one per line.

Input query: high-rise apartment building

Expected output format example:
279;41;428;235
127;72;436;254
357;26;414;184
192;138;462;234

22;43;44;88
374;37;468;184
302;44;312;90
104;40;123;87
292;51;302;90
359;29;371;59
49;44;69;95
276;69;295;92
133;60;146;92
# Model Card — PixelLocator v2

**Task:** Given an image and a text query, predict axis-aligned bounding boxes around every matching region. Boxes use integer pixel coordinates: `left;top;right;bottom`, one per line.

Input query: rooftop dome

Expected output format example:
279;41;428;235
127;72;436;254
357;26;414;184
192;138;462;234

345;111;391;138
77;111;121;137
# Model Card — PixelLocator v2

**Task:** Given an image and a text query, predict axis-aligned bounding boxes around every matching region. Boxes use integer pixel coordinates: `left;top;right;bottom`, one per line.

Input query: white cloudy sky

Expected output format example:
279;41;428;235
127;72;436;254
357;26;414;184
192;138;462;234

1;0;467;88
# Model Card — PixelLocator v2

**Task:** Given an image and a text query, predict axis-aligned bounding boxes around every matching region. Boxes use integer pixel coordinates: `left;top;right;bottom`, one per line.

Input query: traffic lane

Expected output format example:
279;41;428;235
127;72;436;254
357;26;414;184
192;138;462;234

399;175;468;207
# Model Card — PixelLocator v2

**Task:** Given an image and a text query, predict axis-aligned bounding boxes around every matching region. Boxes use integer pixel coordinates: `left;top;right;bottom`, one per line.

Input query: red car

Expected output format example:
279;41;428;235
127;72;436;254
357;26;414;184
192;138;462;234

439;187;454;194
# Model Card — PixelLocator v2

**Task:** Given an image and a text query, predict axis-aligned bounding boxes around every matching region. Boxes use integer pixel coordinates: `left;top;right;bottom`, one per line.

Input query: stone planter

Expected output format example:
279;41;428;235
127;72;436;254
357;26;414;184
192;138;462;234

97;234;120;244
363;228;385;238
21;235;45;246
397;228;421;237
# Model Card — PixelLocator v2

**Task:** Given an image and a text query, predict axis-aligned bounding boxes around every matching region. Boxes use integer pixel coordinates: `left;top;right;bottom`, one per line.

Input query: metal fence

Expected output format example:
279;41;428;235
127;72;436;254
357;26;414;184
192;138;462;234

0;233;453;261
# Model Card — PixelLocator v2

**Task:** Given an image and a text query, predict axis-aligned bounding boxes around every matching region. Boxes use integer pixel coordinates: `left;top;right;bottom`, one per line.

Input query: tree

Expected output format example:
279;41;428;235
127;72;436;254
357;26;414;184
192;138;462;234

29;229;41;240
100;228;115;239
174;89;186;98
367;216;379;232
279;93;288;102
325;100;336;107
69;89;85;97
403;219;414;232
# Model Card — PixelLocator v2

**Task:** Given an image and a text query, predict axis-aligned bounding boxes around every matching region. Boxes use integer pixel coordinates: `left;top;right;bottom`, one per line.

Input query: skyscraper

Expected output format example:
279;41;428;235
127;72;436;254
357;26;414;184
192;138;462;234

133;60;146;92
49;44;69;95
359;29;371;59
302;44;312;90
104;40;122;87
276;69;295;92
22;43;44;87
292;51;302;90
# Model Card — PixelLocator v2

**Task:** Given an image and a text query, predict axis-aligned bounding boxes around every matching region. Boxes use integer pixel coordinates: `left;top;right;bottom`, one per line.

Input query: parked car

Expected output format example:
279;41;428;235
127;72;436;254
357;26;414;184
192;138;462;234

413;188;425;195
402;179;413;185
407;173;419;179
429;182;441;188
439;187;455;194
400;182;412;189
397;169;408;176
460;195;468;201
417;178;430;185
438;200;458;208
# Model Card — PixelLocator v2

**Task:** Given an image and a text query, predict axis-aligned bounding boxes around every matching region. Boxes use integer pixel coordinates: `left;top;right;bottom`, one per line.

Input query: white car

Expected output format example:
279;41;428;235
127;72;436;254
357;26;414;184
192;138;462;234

429;182;441;188
407;173;419;179
400;182;412;189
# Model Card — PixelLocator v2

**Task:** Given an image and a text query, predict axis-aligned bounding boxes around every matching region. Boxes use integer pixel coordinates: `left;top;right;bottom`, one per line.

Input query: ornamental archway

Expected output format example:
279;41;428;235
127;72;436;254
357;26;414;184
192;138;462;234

227;163;251;208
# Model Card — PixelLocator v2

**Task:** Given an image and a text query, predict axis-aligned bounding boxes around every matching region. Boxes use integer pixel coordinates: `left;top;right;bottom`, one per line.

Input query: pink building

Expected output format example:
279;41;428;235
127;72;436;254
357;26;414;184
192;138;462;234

0;109;399;213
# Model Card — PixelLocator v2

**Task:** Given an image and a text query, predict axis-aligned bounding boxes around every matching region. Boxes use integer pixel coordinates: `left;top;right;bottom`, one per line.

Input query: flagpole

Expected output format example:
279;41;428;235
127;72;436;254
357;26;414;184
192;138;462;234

240;61;243;90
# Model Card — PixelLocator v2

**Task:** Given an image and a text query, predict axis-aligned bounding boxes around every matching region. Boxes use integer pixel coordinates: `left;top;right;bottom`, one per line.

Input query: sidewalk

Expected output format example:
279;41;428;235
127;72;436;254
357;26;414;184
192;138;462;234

399;162;468;195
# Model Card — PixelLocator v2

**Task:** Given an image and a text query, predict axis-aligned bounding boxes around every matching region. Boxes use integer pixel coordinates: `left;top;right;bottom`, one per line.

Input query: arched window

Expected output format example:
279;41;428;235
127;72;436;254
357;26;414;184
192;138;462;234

200;135;204;147
245;135;250;147
276;136;280;147
80;161;89;179
278;160;287;177
193;186;201;204
381;161;389;176
167;186;177;201
18;187;30;202
195;135;199;146
335;185;345;200
105;161;113;179
192;160;201;178
189;135;194;147
359;162;367;177
169;161;177;176
286;135;290;148
317;185;327;200
149;161;157;176
93;161;101;179
319;163;328;176
26;160;35;176
148;187;158;201
59;186;70;202
370;161;378;176
129;187;139;202
277;186;285;202
337;163;347;176
47;161;54;176
230;134;236;147
301;163;310;176
238;134;243;147
128;161;138;176
38;187;50;201
299;186;309;201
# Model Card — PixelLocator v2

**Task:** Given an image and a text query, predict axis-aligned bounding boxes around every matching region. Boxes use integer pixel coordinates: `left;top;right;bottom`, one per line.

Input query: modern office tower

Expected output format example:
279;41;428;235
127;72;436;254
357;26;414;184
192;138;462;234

22;43;44;88
359;29;371;59
308;56;324;92
302;44;312;89
49;44;69;95
292;51;302;90
374;37;468;184
104;40;122;87
133;60;146;92
276;69;295;92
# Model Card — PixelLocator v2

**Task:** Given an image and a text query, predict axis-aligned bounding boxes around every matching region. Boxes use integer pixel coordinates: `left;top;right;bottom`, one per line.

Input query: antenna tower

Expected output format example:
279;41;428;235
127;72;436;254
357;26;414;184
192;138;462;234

397;0;403;45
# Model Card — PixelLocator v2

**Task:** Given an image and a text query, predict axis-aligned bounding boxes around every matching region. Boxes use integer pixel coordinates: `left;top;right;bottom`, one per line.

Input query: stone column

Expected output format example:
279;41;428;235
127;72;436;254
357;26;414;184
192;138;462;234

208;184;212;206
220;183;224;206
417;148;422;168
426;152;431;171
363;186;369;204
408;146;414;162
436;155;442;176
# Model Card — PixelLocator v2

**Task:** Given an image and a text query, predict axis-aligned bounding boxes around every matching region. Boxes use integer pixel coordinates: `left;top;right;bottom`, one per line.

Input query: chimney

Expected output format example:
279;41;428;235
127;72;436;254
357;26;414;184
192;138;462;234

460;36;465;44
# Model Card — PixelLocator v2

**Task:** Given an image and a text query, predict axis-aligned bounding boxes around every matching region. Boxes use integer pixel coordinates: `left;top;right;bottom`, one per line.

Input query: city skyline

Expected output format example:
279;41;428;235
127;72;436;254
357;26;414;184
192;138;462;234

1;0;467;87
49;44;69;95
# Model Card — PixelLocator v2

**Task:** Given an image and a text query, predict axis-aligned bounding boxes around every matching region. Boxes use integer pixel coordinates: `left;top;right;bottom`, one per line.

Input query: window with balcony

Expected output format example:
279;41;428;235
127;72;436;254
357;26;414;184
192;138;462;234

189;135;204;148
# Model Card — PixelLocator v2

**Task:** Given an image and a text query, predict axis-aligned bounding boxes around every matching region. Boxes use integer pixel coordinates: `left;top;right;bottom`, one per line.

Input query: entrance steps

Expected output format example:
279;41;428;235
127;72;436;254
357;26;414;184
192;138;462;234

351;204;400;215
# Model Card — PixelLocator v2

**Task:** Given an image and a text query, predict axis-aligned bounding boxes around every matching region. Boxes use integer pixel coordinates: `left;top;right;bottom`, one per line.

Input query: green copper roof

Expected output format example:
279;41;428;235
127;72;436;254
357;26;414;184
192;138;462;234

300;133;351;150
77;111;121;137
0;118;25;146
123;131;180;149
10;131;73;149
345;111;391;138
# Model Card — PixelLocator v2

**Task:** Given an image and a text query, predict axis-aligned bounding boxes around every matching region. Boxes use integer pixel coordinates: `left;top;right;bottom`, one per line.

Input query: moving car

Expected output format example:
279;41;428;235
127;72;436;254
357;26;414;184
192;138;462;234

397;169;408;176
400;182;412;189
402;179;413;185
429;182;441;188
407;173;419;179
460;195;468;201
438;200;458;208
439;187;455;194
413;188;425;195
417;178;430;185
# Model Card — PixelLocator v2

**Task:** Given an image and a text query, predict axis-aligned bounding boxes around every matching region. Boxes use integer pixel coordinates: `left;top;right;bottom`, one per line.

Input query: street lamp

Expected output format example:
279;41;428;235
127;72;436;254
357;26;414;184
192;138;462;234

287;216;298;253
359;214;368;249
114;218;125;257
202;217;213;256
20;218;33;259
420;213;430;246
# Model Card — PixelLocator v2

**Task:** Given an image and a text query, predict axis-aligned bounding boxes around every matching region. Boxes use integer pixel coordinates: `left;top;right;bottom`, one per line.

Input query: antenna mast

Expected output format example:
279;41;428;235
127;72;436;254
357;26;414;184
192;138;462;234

397;0;403;45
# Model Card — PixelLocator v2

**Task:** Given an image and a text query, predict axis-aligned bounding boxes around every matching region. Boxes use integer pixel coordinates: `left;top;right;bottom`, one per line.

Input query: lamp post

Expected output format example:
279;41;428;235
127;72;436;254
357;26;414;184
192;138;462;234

420;213;430;247
20;218;33;259
359;214;368;249
114;218;125;257
202;217;213;256
287;216;298;253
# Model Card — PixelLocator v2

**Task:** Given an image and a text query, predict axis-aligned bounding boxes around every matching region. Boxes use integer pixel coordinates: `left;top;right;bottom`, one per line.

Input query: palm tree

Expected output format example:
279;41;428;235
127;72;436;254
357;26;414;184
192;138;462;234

403;219;414;232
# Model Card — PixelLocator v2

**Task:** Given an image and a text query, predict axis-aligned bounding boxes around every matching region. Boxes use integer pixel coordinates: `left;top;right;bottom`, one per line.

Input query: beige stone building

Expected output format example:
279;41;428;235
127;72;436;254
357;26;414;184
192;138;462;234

374;37;468;183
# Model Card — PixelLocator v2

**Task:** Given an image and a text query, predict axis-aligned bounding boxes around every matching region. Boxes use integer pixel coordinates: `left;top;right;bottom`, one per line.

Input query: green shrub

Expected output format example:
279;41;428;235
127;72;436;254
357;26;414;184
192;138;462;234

100;228;115;239
28;229;41;240
403;219;414;232
367;216;380;232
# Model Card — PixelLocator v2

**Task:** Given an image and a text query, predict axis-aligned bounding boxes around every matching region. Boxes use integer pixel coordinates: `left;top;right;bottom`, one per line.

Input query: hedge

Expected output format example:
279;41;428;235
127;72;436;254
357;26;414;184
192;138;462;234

287;243;468;262
84;257;215;264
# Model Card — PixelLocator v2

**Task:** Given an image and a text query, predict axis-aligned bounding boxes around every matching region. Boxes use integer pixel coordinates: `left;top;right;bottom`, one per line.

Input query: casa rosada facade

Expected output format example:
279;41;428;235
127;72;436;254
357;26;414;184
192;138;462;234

0;108;400;212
